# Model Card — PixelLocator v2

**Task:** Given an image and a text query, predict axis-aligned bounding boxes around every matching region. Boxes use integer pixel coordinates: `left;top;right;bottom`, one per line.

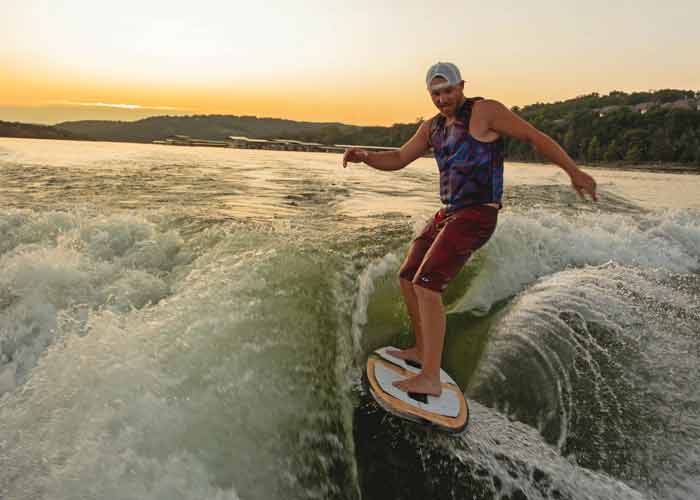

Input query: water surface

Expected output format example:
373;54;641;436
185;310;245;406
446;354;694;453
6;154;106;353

1;138;699;500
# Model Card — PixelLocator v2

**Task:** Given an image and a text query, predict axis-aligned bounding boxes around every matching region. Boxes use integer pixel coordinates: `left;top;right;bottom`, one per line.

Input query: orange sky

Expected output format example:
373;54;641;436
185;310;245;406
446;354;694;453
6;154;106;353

2;0;699;126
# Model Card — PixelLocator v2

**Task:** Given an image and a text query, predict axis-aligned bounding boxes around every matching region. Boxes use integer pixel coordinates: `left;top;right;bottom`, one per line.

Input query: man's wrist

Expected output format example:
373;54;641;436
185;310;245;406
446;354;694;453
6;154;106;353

560;162;578;176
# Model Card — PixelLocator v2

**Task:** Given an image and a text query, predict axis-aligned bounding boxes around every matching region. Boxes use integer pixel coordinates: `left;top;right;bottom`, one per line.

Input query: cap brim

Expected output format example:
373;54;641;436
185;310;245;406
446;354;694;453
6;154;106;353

428;80;463;91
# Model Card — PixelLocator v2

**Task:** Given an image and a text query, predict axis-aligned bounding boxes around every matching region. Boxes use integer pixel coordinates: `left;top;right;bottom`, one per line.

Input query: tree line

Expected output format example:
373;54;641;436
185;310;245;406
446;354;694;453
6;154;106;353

506;90;700;165
0;120;84;140
287;89;700;166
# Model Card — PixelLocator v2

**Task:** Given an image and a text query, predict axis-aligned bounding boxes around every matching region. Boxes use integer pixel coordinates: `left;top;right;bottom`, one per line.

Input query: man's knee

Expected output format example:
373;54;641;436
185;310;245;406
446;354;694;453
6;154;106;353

399;277;414;290
411;279;443;299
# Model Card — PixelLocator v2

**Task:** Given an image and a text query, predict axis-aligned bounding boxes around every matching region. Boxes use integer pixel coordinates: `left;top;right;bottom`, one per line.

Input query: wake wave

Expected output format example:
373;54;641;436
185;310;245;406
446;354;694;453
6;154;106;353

0;210;359;500
470;265;700;498
349;205;700;500
455;208;700;314
3;201;699;500
0;209;190;394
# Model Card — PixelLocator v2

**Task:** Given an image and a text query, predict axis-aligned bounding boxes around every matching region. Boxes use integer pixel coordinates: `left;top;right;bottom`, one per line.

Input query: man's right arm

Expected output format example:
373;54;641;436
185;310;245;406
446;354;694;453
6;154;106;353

342;121;431;171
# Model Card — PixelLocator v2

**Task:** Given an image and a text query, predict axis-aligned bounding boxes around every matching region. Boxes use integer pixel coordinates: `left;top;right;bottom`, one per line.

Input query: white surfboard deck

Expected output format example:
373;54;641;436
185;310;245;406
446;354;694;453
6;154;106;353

375;346;455;385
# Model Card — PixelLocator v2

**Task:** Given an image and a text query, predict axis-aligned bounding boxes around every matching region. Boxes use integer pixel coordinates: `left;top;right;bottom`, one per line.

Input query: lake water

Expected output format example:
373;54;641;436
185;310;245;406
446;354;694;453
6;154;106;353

1;138;699;500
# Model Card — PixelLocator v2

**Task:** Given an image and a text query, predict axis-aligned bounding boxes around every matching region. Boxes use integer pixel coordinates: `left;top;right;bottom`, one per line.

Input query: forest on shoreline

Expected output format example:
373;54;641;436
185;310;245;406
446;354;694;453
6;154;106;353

505;89;700;165
286;89;700;167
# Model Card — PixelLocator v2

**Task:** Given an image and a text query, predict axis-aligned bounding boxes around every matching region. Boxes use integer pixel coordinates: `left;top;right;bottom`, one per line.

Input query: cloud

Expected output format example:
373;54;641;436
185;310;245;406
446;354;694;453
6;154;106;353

42;100;182;110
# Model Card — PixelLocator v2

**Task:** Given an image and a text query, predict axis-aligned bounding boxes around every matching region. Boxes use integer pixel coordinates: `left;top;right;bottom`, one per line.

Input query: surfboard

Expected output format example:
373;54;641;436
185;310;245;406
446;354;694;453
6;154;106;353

364;346;469;435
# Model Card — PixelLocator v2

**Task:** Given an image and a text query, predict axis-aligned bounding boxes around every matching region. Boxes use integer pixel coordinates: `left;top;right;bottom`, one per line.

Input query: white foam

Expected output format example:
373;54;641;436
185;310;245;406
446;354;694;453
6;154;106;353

454;208;700;314
0;218;357;499
0;210;188;395
350;253;400;356
451;401;647;500
470;264;700;496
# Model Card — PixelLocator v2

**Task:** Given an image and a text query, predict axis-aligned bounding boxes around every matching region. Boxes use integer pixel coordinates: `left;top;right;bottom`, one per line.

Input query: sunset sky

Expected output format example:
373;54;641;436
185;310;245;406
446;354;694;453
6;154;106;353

2;0;699;126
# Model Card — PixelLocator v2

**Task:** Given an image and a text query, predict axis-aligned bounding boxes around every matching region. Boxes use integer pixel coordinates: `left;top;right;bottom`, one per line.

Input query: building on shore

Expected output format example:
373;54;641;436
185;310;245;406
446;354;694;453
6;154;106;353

661;98;698;111
226;136;276;149
632;102;656;114
334;144;400;152
597;105;623;117
593;99;699;117
153;135;403;154
228;136;349;153
153;135;228;147
271;139;324;151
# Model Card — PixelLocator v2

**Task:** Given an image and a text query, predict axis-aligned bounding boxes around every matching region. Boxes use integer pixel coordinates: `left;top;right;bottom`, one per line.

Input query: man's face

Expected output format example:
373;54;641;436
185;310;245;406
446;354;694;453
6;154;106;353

428;77;464;117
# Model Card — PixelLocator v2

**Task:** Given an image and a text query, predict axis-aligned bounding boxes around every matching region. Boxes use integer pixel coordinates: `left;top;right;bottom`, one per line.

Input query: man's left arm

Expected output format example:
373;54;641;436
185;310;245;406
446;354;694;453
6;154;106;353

482;100;598;201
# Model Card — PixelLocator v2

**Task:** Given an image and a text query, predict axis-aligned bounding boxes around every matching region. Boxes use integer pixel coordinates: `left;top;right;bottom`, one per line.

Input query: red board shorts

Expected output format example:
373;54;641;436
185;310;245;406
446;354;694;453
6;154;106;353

399;205;498;293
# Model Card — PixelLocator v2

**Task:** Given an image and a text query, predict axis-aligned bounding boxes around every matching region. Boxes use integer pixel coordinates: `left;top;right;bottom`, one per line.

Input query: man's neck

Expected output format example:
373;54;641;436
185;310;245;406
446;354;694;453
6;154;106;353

444;96;467;124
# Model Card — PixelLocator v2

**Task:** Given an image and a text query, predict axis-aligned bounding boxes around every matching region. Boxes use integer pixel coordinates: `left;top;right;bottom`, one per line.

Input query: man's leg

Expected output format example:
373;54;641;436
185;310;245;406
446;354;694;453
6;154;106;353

393;283;444;396
392;205;499;397
389;230;435;363
387;278;425;363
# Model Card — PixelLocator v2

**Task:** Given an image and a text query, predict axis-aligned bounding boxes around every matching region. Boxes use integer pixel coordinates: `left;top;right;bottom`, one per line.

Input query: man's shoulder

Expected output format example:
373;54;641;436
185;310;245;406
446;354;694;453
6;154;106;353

424;113;443;132
472;98;505;111
472;99;509;120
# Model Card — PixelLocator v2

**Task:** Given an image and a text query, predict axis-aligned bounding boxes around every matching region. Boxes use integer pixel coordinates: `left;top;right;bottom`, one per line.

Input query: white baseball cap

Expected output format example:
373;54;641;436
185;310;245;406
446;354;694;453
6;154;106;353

426;62;463;90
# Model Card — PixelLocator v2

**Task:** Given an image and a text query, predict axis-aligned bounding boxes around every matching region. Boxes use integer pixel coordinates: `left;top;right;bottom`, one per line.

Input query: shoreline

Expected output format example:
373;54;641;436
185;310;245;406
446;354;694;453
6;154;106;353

504;156;700;174
571;161;698;174
2;135;699;175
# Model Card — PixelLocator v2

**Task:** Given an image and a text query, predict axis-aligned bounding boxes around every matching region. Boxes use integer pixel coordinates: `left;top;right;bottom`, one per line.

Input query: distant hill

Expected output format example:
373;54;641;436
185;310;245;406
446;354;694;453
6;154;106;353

0;120;85;140
56;115;354;143
54;114;426;151
4;89;700;166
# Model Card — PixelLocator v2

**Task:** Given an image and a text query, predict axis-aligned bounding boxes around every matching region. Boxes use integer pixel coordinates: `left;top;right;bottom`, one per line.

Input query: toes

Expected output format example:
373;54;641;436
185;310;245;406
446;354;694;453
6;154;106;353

393;379;406;389
393;379;410;391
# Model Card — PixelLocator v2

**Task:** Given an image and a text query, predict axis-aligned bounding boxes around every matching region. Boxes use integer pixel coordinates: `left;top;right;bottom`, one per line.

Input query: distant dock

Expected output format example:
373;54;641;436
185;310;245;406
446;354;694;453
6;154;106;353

153;135;400;154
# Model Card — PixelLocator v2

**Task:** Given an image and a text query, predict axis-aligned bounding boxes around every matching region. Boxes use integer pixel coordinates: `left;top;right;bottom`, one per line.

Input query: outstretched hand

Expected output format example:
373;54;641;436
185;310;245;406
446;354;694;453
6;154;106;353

569;168;598;201
342;147;368;168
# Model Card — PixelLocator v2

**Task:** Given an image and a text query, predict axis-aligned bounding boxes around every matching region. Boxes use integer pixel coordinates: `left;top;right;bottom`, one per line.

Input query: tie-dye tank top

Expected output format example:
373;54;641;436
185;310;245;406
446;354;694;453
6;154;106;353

429;98;504;214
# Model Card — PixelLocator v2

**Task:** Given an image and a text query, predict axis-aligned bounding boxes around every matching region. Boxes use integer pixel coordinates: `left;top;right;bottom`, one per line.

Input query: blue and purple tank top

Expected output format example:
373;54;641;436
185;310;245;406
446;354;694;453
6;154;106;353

429;98;504;214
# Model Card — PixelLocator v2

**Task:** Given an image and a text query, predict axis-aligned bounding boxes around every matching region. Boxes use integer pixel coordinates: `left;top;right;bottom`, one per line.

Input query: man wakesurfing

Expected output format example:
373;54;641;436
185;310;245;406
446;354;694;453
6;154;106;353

343;61;597;398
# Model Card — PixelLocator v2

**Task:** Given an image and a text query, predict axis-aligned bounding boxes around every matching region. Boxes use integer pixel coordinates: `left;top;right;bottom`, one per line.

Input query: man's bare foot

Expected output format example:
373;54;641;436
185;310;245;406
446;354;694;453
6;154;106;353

393;372;442;397
386;347;422;365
